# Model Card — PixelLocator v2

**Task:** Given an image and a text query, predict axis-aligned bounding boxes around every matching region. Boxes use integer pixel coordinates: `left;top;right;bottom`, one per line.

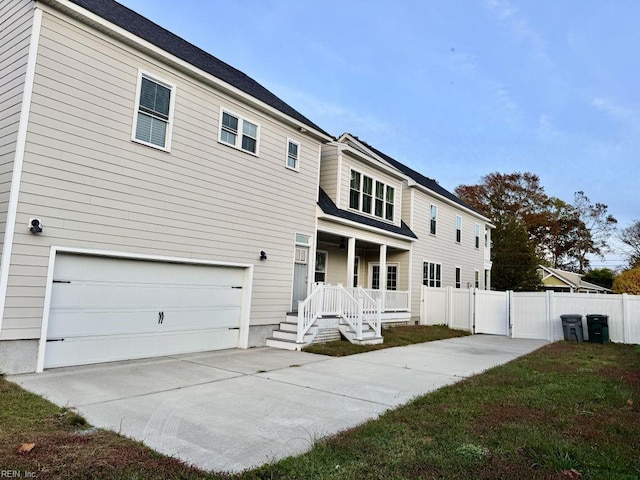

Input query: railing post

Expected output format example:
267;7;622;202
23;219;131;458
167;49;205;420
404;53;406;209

297;301;304;343
375;298;382;337
357;298;364;340
318;284;325;317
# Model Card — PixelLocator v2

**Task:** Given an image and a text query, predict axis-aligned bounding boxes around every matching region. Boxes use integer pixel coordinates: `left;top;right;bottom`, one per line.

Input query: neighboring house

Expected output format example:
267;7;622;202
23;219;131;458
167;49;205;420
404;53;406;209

538;266;611;294
0;0;491;374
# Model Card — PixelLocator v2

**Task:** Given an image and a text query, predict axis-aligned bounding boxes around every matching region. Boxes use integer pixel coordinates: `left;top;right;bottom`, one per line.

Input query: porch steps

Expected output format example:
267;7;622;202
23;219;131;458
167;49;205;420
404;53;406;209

265;317;318;351
339;322;383;345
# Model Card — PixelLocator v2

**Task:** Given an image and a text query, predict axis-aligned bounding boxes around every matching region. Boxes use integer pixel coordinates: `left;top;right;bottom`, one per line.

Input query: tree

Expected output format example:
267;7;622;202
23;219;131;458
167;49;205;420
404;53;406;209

619;220;640;269
455;172;550;236
572;191;617;273
491;216;541;291
582;268;616;290
612;267;640;295
538;198;581;269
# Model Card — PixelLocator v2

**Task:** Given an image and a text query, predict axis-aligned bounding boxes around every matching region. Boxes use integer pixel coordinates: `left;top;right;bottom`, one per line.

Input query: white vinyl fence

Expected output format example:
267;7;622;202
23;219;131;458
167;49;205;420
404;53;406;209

421;286;640;344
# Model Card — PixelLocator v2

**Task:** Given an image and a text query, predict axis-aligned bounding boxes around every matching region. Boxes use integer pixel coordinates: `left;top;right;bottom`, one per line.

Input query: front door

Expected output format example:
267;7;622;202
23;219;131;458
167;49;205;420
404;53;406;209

292;246;309;311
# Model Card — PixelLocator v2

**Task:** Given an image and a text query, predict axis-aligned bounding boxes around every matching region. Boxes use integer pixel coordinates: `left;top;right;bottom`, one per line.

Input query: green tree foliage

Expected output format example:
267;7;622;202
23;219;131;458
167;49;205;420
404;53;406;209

612;267;640;295
456;173;618;288
490;217;541;291
582;268;616;290
619;220;640;269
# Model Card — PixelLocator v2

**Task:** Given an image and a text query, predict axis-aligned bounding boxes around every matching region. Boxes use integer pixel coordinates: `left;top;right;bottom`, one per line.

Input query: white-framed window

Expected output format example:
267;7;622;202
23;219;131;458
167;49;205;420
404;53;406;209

132;71;175;151
474;270;480;289
475;224;480;249
455;216;462;243
295;233;311;246
349;169;394;221
422;262;442;288
430;205;437;235
371;264;398;290
218;107;260;155
455;267;461;289
286;139;300;171
315;250;327;282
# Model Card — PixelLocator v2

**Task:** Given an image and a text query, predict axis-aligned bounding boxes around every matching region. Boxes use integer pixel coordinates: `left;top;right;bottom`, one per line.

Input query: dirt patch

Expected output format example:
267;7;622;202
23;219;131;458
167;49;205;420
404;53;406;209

473;403;552;437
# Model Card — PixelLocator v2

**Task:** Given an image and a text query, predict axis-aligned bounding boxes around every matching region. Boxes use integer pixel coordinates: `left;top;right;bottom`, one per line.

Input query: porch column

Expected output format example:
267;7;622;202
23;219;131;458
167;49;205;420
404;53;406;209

346;237;356;288
379;244;387;292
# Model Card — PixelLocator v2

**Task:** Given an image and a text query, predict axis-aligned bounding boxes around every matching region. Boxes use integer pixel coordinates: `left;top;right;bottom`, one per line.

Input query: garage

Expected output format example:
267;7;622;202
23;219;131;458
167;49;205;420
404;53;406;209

43;254;248;369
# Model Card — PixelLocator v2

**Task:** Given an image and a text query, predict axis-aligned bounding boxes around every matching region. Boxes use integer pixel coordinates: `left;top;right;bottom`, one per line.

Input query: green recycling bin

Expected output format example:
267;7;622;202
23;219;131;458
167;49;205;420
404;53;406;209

586;314;609;344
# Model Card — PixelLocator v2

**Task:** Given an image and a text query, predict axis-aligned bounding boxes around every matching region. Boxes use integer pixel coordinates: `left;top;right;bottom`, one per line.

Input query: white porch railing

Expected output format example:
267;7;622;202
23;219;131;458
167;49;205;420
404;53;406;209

297;284;382;343
347;287;382;337
360;289;409;312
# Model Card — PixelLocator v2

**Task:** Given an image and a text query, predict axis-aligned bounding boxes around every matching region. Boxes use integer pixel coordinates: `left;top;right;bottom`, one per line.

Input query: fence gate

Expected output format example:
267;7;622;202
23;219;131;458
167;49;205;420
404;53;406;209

474;290;510;335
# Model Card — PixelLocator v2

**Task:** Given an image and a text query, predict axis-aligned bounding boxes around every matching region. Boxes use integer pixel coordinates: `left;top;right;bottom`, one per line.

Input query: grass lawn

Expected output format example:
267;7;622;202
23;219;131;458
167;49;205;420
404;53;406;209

302;324;470;356
1;341;639;479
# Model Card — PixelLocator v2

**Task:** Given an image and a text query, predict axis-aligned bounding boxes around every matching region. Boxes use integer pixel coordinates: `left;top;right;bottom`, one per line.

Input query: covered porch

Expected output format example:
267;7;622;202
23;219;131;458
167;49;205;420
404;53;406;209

314;231;412;320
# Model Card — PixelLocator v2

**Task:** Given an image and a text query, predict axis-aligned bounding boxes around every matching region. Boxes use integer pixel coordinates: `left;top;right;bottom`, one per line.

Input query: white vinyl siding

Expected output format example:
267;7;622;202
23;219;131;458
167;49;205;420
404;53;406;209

0;0;34;265
132;71;175;150
1;9;322;342
218;107;260;155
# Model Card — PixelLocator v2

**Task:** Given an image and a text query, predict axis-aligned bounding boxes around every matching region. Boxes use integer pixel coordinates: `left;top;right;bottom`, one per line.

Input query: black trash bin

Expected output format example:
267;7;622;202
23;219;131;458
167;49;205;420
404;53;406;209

560;314;584;342
586;314;610;344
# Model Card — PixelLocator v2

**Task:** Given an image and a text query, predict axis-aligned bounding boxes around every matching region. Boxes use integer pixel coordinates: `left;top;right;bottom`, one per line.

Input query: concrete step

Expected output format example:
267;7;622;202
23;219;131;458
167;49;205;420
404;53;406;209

272;330;314;342
265;337;303;351
279;321;298;333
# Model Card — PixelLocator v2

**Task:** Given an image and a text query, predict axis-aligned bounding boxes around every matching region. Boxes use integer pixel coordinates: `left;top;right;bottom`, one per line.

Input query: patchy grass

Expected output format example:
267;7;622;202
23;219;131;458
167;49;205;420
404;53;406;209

302;324;470;356
1;342;639;479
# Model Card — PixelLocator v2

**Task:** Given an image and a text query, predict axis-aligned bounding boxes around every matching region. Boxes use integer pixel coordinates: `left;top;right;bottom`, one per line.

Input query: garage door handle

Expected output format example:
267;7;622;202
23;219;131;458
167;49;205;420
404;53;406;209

158;311;164;324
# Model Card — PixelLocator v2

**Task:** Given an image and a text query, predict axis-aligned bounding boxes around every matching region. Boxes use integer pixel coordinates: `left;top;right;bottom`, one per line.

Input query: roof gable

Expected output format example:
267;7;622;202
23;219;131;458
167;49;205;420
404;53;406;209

337;133;486;219
65;0;330;137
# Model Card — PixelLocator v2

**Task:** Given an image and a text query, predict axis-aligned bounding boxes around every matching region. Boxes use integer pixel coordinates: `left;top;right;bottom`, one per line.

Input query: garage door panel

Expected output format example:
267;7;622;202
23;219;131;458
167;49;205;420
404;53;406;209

45;254;247;368
44;328;240;369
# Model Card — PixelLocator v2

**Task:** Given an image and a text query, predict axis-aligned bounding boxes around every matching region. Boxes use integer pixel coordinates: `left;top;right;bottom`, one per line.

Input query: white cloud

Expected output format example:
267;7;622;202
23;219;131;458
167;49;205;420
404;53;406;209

591;97;638;124
484;0;549;63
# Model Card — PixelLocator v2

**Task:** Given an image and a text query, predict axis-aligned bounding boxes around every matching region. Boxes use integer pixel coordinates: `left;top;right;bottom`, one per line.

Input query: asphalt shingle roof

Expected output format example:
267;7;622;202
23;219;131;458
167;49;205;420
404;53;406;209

318;188;418;239
346;135;484;216
67;0;330;137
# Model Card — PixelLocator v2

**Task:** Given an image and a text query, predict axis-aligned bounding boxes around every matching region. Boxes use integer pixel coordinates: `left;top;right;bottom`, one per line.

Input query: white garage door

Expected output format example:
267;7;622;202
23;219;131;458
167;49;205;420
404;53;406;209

44;254;246;368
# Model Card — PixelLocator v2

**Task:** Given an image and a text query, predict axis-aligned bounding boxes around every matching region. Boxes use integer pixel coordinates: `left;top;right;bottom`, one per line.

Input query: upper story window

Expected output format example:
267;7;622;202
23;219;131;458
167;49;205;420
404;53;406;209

430;205;437;235
286;139;300;171
475;224;480;249
349;169;394;221
219;108;260;155
455;216;462;243
133;72;175;151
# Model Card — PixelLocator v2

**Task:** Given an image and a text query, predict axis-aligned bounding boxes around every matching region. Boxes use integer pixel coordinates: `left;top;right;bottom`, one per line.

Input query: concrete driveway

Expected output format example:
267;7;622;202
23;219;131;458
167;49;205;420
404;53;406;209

10;335;547;473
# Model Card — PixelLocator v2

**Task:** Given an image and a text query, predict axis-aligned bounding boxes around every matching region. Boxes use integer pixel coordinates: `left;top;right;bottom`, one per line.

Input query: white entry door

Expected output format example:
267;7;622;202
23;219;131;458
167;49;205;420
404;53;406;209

44;254;246;368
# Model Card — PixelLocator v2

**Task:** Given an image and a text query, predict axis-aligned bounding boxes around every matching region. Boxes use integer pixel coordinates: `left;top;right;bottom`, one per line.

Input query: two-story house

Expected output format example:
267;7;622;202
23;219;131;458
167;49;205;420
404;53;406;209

0;0;332;373
0;0;492;374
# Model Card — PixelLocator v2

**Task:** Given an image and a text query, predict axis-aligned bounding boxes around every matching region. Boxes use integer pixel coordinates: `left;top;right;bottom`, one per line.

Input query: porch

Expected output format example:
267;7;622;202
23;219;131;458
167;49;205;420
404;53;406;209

314;231;411;319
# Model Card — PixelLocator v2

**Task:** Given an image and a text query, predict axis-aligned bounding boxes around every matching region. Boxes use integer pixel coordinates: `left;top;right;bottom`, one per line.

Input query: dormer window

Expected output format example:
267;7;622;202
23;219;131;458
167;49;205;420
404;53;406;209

349;169;394;221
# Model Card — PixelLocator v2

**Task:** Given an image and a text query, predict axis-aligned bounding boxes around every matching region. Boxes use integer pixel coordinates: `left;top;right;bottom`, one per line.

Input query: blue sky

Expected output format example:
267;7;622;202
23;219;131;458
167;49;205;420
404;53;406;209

118;0;638;269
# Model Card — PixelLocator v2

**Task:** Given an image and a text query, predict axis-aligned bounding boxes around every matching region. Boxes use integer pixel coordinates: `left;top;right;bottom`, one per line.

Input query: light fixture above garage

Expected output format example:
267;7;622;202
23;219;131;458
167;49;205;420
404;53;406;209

260;250;267;260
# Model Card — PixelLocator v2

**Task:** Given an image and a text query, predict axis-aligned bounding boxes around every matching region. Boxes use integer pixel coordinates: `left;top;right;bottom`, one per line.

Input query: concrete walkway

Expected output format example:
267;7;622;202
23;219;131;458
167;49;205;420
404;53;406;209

10;335;547;473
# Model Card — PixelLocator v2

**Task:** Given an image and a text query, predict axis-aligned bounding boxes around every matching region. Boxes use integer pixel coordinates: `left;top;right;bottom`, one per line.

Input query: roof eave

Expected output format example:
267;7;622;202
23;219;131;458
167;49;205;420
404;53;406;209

40;0;333;143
